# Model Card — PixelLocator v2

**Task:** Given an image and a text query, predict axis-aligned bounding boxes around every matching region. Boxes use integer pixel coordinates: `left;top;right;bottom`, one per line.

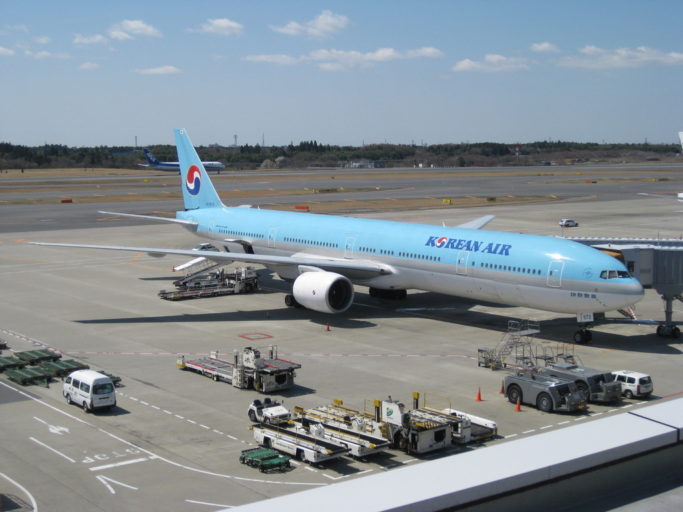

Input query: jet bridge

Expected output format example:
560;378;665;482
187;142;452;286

568;237;683;337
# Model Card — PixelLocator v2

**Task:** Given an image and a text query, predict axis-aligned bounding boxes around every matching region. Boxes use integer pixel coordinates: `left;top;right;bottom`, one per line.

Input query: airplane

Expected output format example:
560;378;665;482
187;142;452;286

139;147;225;172
33;129;644;344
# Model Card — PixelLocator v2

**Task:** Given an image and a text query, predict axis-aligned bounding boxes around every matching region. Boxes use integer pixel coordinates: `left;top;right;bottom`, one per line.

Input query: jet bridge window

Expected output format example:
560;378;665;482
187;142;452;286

600;270;631;280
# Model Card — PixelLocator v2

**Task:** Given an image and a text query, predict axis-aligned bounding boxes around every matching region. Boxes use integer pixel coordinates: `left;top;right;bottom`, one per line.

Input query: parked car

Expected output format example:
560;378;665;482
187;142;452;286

612;370;653;399
63;370;116;412
559;219;579;227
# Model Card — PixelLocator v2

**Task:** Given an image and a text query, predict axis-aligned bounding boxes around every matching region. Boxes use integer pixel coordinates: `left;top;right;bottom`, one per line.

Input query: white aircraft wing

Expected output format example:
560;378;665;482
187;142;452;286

30;242;394;279
456;215;495;230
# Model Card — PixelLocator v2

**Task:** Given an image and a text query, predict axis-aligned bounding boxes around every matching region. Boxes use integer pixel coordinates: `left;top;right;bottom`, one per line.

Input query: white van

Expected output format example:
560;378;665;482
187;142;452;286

63;370;116;412
612;370;653;399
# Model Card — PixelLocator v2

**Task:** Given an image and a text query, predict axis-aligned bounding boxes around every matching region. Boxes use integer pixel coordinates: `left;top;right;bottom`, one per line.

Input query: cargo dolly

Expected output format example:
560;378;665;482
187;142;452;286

38;359;90;378
239;447;291;473
14;349;62;365
5;366;51;387
0;356;27;372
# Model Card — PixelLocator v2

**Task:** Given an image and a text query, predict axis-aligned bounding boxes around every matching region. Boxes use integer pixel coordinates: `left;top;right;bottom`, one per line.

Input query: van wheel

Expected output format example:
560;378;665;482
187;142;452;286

624;390;634;399
82;401;91;413
65;393;72;405
248;410;257;422
537;392;553;412
507;384;522;405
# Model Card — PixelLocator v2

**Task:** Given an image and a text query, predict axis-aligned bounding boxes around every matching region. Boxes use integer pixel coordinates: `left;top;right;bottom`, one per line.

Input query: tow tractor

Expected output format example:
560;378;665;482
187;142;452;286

177;346;300;393
248;398;292;424
159;266;258;301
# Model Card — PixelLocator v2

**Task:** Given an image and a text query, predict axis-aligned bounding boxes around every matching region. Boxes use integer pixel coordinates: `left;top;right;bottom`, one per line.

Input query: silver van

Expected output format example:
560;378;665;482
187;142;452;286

63;370;116;412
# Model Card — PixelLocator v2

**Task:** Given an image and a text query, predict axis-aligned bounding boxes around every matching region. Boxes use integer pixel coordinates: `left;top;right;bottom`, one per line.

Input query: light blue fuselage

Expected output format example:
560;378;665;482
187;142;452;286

177;206;643;314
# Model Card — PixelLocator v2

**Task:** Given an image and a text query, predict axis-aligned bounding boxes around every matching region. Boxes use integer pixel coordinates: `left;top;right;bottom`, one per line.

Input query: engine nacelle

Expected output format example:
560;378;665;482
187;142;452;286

292;271;354;313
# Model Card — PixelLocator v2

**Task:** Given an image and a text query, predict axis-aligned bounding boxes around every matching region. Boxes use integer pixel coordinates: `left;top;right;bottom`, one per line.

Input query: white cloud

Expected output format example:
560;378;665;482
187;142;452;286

271;10;348;38
245;46;443;71
531;42;559;53
0;46;15;56
25;50;69;59
193;18;244;36
135;65;180;75
34;36;51;44
559;45;683;69
244;54;299;65
452;54;530;72
79;62;99;70
74;33;108;45
109;20;161;40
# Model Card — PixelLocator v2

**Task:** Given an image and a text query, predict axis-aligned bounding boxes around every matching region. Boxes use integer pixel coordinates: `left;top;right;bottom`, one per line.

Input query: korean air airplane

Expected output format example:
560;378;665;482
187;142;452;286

139;147;225;172
34;129;644;343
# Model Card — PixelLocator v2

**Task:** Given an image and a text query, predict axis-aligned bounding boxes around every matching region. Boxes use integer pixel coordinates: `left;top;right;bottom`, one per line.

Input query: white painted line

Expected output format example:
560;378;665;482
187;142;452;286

96;475;138;494
175;414;185;419
522;429;536;434
403;459;417;464
187;419;197;425
129;397;139;402
574;416;587;421
140;401;149;406
29;437;76;463
200;424;210;430
213;430;224;435
185;499;233;508
623;404;633;408
304;466;317;473
88;457;150;472
227;435;238;441
0;472;39;512
539;425;553;430
163;410;172;415
607;409;619;413
151;405;160;410
323;474;342;480
592;412;603;417
504;434;518;439
557;421;570;425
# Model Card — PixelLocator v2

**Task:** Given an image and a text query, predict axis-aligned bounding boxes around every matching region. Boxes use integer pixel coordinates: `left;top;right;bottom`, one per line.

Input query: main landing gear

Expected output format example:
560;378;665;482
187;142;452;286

573;327;593;344
656;324;680;338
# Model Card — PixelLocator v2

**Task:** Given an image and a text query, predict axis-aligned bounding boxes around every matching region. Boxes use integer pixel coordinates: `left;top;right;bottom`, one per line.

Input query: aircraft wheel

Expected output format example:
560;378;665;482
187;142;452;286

673;327;681;338
284;294;296;307
656;325;664;337
573;330;585;344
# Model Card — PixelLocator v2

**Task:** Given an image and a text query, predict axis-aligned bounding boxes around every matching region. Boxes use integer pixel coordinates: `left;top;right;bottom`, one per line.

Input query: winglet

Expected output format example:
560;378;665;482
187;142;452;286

457;215;495;230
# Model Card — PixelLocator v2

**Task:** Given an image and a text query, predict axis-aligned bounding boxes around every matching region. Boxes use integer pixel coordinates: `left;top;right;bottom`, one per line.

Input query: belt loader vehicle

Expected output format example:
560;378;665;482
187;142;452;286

252;423;349;464
504;371;587;413
177;346;300;393
542;362;622;403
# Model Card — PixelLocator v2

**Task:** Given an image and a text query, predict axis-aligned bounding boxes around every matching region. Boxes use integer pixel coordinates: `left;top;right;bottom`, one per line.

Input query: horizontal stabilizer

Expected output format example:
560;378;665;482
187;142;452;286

457;215;495;230
98;211;198;227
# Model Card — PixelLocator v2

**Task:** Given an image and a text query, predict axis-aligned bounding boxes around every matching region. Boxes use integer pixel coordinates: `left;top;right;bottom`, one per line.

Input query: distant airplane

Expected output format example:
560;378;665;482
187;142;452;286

139;148;225;172
33;129;644;343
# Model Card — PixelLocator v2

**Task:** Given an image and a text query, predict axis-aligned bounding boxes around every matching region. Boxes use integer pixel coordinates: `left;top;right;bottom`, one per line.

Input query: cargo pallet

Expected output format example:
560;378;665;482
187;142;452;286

5;367;51;386
39;359;90;378
239;447;291;472
14;350;62;365
0;356;27;372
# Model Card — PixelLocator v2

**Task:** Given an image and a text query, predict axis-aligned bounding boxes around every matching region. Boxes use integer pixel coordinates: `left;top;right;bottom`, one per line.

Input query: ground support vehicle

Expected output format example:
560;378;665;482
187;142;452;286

431;408;498;443
252;423;349;464
292;416;391;459
248;398;292;424
159;266;258;301
63;370;116;412
504;371;587;413
612;370;653;398
5;366;51;386
14;349;61;365
0;338;7;350
239;447;291;473
0;356;27;372
543;362;622;403
38;359;89;378
177;346;300;392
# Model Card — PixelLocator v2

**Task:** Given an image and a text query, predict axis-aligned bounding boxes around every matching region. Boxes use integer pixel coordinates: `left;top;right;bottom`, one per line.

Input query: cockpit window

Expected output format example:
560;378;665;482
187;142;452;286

600;270;631;280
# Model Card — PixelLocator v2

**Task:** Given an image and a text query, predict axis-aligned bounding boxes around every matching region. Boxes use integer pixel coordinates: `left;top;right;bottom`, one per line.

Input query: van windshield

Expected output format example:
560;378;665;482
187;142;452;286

93;382;114;395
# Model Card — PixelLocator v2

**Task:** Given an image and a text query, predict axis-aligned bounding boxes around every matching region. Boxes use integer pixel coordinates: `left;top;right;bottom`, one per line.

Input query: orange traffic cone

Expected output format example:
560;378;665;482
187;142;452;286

515;398;522;412
475;387;482;402
325;323;331;332
499;381;505;394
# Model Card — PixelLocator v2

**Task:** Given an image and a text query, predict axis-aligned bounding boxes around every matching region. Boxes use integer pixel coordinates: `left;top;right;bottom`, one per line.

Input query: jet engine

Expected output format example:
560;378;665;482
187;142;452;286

291;271;354;313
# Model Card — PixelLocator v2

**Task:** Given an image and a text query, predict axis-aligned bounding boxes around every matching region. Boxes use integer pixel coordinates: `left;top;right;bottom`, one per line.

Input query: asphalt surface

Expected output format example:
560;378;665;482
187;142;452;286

1;165;682;511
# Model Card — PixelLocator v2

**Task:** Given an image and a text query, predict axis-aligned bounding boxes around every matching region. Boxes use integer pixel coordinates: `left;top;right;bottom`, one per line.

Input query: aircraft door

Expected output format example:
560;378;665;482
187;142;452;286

455;251;469;275
268;228;277;248
547;260;564;288
344;237;355;258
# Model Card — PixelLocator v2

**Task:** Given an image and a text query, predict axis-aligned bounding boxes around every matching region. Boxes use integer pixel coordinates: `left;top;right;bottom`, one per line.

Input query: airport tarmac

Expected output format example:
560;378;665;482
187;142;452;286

1;168;683;511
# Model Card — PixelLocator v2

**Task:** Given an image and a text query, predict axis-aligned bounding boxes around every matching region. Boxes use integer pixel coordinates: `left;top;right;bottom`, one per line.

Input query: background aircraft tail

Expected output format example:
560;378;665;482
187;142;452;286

174;129;223;210
143;148;160;165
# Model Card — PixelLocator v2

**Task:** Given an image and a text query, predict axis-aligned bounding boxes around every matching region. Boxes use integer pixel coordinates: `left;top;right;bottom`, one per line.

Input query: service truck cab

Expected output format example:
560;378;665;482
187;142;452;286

612;370;653;398
63;370;116;412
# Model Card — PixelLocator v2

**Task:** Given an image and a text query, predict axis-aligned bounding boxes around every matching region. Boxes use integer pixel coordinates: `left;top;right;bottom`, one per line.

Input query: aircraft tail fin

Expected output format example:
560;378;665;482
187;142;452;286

678;132;683;151
174;129;223;210
143;148;160;166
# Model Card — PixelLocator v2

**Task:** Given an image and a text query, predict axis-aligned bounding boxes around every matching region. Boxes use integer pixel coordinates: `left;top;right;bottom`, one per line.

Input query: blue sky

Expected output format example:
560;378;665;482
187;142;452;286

2;1;683;147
